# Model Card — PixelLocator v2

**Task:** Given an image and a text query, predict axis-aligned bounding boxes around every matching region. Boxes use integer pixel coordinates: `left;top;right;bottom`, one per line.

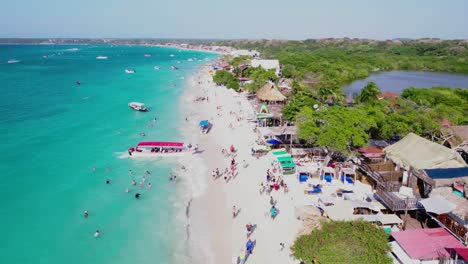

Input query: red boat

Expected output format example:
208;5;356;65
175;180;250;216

128;141;198;157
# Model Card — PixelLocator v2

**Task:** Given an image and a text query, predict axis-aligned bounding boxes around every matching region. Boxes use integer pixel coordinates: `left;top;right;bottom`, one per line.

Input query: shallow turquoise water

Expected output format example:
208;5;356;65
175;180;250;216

0;45;216;264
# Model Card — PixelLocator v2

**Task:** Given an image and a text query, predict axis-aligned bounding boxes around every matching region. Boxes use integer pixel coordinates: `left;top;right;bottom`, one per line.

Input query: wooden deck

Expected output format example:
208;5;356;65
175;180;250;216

355;158;422;211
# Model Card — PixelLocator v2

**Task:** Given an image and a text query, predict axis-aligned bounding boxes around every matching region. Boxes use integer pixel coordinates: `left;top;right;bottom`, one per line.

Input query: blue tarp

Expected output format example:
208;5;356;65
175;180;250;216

199;120;209;127
266;139;282;145
424;167;468;179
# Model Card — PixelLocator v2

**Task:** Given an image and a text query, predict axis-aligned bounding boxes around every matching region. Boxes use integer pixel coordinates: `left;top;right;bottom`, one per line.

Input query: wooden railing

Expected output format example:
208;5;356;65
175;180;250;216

375;189;422;211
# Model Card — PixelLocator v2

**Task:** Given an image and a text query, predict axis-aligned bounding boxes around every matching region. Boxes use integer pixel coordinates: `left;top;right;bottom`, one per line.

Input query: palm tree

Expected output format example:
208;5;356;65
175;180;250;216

359;82;381;103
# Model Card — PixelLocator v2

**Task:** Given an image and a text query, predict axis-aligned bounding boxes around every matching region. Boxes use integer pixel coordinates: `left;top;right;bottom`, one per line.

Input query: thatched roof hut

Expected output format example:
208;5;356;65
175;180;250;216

256;83;286;102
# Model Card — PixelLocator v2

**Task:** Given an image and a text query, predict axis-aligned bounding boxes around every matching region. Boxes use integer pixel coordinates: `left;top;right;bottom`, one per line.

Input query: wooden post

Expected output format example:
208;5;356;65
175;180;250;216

403;197;409;230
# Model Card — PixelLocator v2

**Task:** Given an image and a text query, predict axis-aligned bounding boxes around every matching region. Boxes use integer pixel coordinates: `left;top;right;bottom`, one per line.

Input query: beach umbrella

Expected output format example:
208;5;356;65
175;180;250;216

199;120;209;127
266;139;282;145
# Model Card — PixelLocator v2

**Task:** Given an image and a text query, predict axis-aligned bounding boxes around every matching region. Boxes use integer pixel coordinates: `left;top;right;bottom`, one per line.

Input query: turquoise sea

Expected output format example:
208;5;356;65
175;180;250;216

0;45;216;264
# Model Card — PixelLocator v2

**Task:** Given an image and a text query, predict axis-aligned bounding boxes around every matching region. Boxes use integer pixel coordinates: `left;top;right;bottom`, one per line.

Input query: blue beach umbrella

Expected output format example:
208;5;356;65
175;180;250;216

199;120;209;127
266;139;282;145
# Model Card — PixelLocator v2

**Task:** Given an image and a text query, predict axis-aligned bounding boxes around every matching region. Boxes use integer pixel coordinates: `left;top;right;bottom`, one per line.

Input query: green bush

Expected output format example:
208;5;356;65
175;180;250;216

291;220;391;264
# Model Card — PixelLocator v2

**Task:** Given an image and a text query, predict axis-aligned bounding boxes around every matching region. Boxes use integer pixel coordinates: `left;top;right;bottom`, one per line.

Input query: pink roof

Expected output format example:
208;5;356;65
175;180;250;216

137;142;184;147
391;228;465;260
452;248;468;261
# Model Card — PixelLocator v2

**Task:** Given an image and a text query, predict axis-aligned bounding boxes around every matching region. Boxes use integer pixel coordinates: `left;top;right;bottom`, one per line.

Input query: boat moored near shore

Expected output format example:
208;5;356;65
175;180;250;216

125;69;136;74
128;141;198;157
128;102;149;112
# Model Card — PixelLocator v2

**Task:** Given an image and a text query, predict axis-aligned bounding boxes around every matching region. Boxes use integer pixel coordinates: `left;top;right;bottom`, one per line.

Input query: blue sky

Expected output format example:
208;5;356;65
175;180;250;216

1;0;467;39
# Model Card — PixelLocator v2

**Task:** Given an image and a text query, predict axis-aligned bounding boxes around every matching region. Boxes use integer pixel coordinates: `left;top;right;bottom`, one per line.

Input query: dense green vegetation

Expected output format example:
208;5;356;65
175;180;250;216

219;39;468;117
295;85;450;153
291;220;391;264
214;39;468;152
401;87;468;124
212;70;239;90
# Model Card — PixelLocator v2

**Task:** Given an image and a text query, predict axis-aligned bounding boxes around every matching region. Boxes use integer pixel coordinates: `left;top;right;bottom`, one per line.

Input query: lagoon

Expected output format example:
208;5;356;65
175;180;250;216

342;71;468;96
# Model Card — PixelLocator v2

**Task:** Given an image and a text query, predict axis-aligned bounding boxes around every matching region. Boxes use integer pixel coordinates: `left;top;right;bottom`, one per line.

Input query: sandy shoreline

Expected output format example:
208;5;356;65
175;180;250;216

178;65;304;264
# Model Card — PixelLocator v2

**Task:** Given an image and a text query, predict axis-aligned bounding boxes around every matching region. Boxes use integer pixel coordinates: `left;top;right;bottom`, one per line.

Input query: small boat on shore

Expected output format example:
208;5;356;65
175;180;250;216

125;69;136;74
128;102;149;112
96;56;108;59
7;59;20;64
128;141;198;157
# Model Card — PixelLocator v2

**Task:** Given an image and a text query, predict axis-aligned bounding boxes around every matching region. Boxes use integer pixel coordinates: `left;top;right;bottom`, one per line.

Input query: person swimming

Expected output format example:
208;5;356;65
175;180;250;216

135;193;141;199
84;210;89;218
132;180;136;186
148;183;152;189
126;188;130;193
106;179;110;184
94;230;101;237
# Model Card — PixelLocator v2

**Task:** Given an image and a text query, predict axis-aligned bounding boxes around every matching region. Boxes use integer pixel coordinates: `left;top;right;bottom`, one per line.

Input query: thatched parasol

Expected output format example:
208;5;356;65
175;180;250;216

256;83;287;102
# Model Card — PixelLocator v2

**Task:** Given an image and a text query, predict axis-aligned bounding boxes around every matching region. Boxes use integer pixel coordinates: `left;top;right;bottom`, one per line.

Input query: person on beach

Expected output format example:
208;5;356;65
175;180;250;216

232;205;237;218
94;230;101;237
259;183;265;194
270;206;278;220
245;223;253;238
84;210;89;218
132;179;136;186
270;196;275;206
173;175;177;183
215;168;220;177
246;239;254;254
242;160;248;168
279;243;285;251
211;170;216;179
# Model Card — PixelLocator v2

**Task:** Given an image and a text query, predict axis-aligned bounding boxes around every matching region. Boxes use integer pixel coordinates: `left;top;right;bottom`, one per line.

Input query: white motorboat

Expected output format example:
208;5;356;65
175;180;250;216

128;102;149;112
144;54;151;57
154;66;160;70
96;56;108;59
7;59;20;64
125;69;136;74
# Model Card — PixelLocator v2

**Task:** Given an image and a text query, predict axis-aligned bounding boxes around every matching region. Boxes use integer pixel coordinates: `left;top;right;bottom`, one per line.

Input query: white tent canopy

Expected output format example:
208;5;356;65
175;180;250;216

420;195;457;215
384;133;466;170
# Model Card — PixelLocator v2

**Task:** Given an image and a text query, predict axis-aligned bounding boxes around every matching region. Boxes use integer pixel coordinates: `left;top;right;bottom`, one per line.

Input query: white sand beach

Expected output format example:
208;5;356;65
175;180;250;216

179;65;305;264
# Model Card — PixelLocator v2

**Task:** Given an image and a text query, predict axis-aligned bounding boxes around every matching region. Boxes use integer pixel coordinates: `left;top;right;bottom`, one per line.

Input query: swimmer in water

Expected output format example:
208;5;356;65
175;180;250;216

139;182;143;188
145;170;150;175
106;179;110;184
148;183;152;189
135;193;141;199
84;210;89;218
132;180;136;186
92;167;96;172
94;230;101;237
126;188;130;193
129;170;133;176
106;167;111;172
169;173;173;181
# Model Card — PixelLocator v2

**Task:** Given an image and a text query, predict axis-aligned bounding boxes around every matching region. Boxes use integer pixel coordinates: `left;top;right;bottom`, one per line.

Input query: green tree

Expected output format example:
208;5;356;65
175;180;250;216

358;81;381;103
292;220;391;264
296;105;377;153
